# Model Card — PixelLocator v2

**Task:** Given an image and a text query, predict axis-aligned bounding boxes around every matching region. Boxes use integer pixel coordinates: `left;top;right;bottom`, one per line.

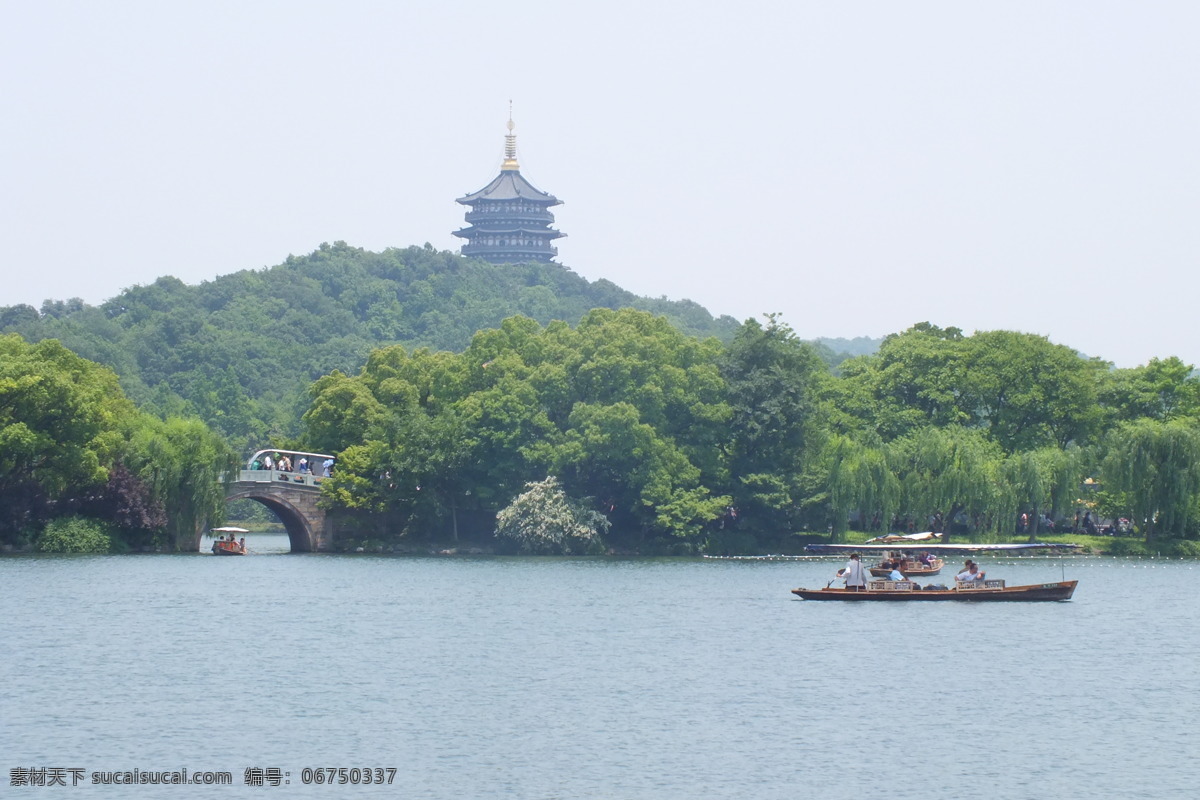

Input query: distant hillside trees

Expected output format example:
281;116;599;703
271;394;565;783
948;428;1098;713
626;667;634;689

7;239;1200;553
0;243;740;453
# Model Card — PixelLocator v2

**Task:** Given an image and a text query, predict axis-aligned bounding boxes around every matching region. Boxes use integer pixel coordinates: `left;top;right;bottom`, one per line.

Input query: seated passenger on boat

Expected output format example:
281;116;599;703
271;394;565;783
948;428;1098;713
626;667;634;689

887;562;906;581
956;563;986;581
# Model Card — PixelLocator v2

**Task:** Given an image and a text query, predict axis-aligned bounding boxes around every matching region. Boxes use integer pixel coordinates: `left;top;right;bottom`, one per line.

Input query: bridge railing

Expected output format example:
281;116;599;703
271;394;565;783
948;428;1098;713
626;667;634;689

234;469;325;489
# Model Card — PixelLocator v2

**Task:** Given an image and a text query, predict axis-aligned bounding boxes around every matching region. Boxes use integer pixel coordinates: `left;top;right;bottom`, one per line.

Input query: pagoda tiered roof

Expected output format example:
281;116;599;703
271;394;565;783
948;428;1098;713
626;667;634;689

456;171;560;205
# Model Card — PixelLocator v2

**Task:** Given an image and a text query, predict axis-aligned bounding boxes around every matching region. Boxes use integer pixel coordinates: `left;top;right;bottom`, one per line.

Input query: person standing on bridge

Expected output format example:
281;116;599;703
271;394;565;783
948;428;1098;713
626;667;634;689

298;457;310;474
322;458;334;478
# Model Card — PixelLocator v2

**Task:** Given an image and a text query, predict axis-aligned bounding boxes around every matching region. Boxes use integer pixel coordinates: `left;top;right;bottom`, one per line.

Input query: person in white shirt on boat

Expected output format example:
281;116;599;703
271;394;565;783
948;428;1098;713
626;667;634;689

838;553;869;591
955;562;986;582
888;562;906;581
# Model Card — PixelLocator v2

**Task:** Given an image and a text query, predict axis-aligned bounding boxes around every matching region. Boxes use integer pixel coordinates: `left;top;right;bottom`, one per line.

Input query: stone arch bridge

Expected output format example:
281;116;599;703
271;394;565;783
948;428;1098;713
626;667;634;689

221;470;335;552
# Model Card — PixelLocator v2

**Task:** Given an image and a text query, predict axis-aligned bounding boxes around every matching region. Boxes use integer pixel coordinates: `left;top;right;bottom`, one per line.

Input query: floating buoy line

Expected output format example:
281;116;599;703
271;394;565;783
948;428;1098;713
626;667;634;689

702;553;1195;568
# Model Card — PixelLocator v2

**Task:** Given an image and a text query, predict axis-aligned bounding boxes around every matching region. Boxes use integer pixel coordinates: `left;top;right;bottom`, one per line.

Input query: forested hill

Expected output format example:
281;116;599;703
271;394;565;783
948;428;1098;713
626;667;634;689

0;242;746;447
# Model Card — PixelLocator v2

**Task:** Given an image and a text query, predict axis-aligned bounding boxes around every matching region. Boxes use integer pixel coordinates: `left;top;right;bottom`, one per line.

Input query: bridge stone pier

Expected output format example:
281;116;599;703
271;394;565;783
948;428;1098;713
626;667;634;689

223;471;335;552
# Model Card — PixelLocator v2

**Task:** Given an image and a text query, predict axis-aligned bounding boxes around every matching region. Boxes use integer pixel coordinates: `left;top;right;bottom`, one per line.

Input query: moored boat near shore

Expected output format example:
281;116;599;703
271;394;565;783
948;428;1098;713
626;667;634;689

791;578;1077;602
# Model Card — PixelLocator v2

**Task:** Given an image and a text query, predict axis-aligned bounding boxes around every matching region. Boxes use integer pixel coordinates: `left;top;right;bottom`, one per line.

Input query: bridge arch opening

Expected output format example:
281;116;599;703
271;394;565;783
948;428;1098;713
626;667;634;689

223;491;317;552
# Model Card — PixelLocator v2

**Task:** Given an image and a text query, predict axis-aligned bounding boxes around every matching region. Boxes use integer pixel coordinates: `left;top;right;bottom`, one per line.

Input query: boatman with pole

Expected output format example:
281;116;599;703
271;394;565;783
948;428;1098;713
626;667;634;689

838;553;869;592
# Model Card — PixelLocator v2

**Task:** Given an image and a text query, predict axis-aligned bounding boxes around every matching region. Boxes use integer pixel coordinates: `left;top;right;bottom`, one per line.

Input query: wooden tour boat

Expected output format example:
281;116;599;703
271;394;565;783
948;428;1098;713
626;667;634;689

211;540;246;556
210;527;248;556
791;578;1077;602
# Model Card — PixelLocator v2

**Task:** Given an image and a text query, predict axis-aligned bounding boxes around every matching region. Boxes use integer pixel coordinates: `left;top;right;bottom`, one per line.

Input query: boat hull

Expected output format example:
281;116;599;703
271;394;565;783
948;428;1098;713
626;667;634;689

791;581;1077;602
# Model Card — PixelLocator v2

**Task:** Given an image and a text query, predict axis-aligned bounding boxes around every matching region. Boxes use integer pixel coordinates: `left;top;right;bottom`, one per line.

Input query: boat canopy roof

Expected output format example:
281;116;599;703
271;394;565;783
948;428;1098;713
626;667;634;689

806;542;1080;554
865;531;942;543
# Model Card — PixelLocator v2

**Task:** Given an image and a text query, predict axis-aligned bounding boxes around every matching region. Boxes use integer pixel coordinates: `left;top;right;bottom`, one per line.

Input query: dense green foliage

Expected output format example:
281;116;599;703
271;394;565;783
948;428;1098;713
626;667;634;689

36;516;115;553
0;334;236;552
305;310;733;548
1;243;740;452
301;317;1200;552
6;241;1198;555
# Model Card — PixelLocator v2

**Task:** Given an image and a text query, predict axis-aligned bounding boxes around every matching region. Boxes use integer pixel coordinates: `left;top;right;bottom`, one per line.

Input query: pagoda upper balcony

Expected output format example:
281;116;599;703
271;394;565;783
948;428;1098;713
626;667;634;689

463;207;556;225
461;242;559;261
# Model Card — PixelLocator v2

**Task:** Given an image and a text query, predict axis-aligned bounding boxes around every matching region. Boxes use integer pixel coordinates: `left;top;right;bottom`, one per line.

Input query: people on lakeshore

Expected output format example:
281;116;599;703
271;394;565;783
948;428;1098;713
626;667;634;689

839;553;869;591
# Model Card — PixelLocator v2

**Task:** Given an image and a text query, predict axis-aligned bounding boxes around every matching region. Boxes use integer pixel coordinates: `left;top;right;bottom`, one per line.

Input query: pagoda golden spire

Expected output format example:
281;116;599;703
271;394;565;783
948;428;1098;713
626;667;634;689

501;102;520;171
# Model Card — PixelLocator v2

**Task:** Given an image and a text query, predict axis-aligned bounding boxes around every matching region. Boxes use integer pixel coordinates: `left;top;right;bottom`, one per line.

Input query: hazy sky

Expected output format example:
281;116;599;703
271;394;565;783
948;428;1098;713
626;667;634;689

4;1;1197;367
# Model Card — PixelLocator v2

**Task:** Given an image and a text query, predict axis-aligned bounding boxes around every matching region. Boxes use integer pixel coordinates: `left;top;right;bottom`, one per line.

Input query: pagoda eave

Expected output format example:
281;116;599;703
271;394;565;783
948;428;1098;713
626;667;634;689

456;171;561;205
454;227;564;240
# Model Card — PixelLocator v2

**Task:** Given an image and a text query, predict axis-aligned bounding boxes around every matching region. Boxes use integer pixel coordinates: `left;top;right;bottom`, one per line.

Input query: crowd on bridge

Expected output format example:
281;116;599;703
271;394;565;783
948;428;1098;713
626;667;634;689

249;452;334;478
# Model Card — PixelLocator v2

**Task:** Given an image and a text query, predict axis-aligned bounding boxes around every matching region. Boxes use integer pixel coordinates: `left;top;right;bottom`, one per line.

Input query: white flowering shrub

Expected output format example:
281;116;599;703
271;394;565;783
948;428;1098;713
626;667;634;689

495;476;611;554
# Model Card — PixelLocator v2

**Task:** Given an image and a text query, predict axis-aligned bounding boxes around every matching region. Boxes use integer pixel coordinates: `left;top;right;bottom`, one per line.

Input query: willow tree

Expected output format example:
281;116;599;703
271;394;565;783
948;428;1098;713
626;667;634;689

127;416;238;550
888;426;1005;542
1101;419;1200;541
1004;446;1085;541
822;434;899;541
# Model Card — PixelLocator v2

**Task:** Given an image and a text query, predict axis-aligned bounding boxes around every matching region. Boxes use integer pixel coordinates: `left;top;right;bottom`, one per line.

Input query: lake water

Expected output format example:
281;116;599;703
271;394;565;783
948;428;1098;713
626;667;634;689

3;536;1197;799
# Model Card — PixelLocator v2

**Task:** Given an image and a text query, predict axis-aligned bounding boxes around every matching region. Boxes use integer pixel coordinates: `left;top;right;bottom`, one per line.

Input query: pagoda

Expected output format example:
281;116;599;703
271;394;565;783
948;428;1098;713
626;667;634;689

453;115;564;264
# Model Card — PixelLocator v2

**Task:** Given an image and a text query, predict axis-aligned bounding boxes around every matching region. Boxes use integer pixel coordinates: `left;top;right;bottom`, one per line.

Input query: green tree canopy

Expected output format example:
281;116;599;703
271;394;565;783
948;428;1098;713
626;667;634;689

834;323;1104;452
0;334;234;550
1099;357;1200;424
1100;418;1200;540
305;310;732;545
719;314;829;532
